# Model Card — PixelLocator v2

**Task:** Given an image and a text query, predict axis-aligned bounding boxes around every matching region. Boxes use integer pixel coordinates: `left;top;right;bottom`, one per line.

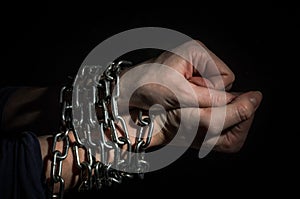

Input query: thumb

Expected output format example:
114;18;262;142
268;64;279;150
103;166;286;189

223;91;263;128
195;91;263;133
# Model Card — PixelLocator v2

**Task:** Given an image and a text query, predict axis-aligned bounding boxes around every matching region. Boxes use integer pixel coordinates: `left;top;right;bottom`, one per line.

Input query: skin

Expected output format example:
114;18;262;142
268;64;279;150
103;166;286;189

2;40;263;192
117;40;262;151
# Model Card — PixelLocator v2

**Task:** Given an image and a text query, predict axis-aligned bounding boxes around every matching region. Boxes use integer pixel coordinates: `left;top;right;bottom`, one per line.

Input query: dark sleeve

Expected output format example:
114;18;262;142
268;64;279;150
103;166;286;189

0;131;47;199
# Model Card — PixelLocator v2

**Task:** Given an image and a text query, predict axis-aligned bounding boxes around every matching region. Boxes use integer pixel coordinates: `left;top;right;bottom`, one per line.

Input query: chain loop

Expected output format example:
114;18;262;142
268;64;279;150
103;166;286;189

48;61;154;198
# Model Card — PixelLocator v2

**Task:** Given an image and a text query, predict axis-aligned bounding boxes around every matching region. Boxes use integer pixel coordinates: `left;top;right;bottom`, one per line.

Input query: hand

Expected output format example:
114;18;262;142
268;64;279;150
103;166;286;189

118;40;236;113
116;40;263;153
193;91;263;153
120;91;262;153
38;40;262;193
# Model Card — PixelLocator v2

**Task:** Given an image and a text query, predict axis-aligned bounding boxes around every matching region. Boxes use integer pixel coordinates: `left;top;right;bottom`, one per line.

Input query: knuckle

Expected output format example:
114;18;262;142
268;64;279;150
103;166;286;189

184;40;206;53
236;103;252;121
195;40;205;47
229;72;235;84
211;92;227;106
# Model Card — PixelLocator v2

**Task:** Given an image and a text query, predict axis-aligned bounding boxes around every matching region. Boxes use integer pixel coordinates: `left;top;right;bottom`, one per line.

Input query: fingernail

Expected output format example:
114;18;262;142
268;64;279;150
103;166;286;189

249;96;257;107
250;91;262;107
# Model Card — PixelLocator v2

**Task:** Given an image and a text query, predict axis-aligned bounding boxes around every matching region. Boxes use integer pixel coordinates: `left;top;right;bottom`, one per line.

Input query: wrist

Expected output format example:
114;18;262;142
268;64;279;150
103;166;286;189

39;133;81;193
47;61;154;196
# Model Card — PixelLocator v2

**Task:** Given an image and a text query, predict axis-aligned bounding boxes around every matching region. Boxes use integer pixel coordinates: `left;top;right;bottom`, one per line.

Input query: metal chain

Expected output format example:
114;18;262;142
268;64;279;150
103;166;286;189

48;61;154;198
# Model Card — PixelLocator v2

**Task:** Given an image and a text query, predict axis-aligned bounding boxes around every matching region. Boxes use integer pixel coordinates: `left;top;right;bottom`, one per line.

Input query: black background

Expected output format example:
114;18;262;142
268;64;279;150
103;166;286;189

1;2;298;198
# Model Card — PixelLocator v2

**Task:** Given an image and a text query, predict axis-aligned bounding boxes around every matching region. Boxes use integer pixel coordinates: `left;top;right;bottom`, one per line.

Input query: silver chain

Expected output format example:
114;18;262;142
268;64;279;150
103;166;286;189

48;61;154;198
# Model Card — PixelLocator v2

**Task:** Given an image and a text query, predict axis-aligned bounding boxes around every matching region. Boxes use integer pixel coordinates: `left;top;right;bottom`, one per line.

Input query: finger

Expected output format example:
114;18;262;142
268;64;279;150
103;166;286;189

177;91;261;151
202;91;262;129
175;40;235;90
188;76;214;88
188;76;233;91
188;84;235;107
180;91;262;135
201;46;235;90
213;115;254;153
223;91;262;128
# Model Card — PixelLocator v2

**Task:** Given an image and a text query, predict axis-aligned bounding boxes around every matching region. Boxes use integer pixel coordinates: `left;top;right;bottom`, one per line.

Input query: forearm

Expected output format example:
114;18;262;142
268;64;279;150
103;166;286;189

38;128;156;193
2;87;60;134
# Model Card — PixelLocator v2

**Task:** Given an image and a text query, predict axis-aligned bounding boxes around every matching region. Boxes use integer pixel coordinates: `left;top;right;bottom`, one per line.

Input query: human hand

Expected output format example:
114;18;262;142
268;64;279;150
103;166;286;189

116;40;263;153
191;91;263;153
120;91;262;153
118;40;236;113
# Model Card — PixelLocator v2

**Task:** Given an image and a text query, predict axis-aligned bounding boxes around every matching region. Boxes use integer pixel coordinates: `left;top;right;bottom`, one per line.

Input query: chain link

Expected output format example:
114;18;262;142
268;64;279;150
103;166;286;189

48;61;154;198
